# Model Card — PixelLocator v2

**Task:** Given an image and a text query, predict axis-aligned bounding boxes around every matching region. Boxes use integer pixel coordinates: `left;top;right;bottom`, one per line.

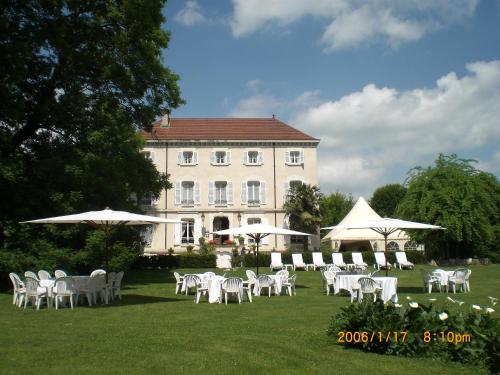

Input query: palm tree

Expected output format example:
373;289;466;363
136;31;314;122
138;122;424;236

283;184;322;251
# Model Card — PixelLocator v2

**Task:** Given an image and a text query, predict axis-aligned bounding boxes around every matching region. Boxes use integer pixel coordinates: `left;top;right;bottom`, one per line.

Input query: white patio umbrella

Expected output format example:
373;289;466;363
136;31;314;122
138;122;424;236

21;208;183;278
322;218;444;275
213;223;311;274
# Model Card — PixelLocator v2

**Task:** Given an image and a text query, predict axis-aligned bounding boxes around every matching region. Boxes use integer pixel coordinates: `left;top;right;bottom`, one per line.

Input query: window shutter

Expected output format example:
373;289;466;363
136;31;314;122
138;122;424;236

175;182;181;205
210;151;215;164
283;181;289;202
241;182;247;204
177;152;182;165
194;182;200;205
300;150;304;164
261;218;269;245
226;151;231;164
174;223;181;245
285;151;290;164
227;182;233;204
260;181;266;204
243;151;248;165
193;151;198;165
208;181;214;205
194;218;202;244
258;151;263;165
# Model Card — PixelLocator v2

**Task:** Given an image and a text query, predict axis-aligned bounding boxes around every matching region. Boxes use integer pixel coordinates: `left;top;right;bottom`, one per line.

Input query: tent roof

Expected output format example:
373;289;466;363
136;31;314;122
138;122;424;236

322;197;408;241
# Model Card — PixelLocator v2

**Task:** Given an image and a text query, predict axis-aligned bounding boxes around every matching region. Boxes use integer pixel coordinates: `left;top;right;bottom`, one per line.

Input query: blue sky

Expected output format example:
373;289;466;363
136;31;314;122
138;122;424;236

161;0;500;198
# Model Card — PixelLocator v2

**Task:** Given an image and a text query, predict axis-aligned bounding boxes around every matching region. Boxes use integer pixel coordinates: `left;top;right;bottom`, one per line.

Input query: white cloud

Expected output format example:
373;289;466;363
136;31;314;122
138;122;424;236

230;0;478;50
289;60;500;195
228;94;282;117
175;1;206;26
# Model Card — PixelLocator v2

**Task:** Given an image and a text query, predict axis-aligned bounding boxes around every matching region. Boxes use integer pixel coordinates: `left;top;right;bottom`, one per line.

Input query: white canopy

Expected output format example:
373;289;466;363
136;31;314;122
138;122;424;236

21;208;183;226
213;223;310;237
323;218;444;231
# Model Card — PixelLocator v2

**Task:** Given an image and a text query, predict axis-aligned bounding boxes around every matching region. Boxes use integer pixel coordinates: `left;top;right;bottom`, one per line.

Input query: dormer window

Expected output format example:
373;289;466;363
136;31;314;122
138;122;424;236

178;150;198;166
211;150;231;165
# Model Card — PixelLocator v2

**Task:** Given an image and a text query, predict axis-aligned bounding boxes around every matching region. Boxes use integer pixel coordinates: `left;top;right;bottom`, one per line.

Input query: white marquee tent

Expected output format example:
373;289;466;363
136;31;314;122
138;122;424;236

321;197;420;252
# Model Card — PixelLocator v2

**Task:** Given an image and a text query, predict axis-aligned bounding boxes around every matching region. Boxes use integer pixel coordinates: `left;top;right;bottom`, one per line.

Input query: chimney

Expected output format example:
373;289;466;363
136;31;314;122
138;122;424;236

160;112;171;128
272;114;275;119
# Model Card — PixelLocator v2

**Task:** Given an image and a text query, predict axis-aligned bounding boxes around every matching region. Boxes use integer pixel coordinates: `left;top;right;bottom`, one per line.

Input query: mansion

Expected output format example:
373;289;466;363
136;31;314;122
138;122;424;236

140;116;320;253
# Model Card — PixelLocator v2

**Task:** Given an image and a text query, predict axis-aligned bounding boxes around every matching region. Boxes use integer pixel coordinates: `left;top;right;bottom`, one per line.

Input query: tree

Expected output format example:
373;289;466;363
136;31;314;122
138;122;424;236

320;192;354;229
283;184;323;251
369;184;407;218
0;0;183;282
397;154;499;260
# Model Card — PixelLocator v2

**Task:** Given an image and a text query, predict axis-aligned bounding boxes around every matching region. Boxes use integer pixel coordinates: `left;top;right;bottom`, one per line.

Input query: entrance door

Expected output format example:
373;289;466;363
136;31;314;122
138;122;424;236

213;217;229;244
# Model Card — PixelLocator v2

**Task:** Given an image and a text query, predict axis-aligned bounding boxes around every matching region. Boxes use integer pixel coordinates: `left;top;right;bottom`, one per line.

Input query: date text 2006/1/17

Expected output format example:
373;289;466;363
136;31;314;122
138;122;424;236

337;331;408;343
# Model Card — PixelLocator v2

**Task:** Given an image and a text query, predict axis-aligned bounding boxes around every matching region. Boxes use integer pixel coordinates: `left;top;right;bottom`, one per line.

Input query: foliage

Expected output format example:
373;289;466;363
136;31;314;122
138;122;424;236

134;254;216;269
283;184;323;251
369;184;407;218
397;154;499;260
320;191;354;229
328;298;499;373
0;0;182;269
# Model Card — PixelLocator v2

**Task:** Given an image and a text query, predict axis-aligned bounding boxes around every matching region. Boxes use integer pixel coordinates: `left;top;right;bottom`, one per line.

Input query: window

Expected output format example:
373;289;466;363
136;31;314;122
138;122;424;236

215;181;227;204
290;151;301;164
183;151;193;164
247;181;260;204
289;180;302;191
211;150;230;165
181;219;195;244
181;182;194;205
284;180;304;201
290;235;304;244
245;150;262;165
178;151;197;165
404;241;418;251
140;192;152;207
141;226;153;247
286;150;304;165
142;151;154;162
216;151;226;164
387;241;400;251
247;218;261;243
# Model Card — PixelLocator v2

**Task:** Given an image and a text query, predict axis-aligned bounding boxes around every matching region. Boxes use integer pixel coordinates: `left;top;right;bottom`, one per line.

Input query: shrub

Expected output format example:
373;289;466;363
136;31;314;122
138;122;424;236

328;298;499;374
133;253;216;269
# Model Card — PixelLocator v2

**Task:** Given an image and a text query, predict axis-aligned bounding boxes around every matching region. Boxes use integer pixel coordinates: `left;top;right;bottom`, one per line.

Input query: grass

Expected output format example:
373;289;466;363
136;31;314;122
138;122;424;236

0;264;498;374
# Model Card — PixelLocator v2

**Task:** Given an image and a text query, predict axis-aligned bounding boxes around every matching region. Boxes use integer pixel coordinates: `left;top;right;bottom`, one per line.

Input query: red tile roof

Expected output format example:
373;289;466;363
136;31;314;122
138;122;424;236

140;117;319;142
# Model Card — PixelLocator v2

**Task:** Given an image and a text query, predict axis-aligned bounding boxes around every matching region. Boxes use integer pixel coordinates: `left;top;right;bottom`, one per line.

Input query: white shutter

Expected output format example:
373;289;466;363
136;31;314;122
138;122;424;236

208;181;214;205
227;181;233;204
285;151;290;164
193;151;198;165
175;182;181;205
300;150;304;164
177;152;183;165
174;223;181;245
243;151;248;165
241;182;247;204
194;218;202;244
226;151;231;164
210;151;215;164
260;181;266;204
283;181;289;202
261;218;269;245
258;151;263;165
148;151;155;162
194;182;200;205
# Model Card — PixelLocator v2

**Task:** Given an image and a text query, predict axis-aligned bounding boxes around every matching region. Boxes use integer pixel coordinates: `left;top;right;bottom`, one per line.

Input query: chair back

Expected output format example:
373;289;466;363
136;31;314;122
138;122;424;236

358;277;379;293
25;276;40;295
222;277;242;293
312;252;324;265
420;269;433;283
257;274;272;287
327;265;341;272
54;277;76;294
173;272;183;283
246;270;257;282
184;274;200;289
89;274;106;289
276;270;289;279
323;271;334;283
90;269;106;277
452;269;468;283
54;270;68;278
203;272;216;279
332;253;345;266
395;252;407;264
9;273;24;291
352;252;364;265
114;271;124;288
287;274;297;286
292;253;304;266
25;271;38;280
271;252;283;266
374;252;386;264
107;271;116;285
38;270;52;280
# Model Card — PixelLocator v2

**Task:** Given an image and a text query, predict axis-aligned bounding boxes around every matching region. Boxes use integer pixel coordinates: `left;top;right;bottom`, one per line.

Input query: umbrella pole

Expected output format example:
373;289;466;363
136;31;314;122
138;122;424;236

256;237;260;275
384;233;388;277
104;224;110;284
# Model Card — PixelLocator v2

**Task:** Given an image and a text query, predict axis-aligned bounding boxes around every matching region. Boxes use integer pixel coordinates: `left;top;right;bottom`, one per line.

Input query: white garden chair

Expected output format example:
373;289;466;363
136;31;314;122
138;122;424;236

54;270;68;278
312;252;326;271
282;274;297;296
24;276;49;310
78;274;107;306
292;253;308;271
173;272;184;294
9;273;26;307
276;269;290;294
448;269;469;294
374;252;391;270
323;271;335;296
351;252;368;270
332;253;347;269
111;271;124;300
257;275;274;297
395;252;414;269
183;274;199;296
90;269;106;277
221;277;243;304
24;271;39;281
270;252;284;271
52;277;77;309
194;276;210;304
243;270;257;292
38;270;52;280
356;277;382;302
420;269;441;293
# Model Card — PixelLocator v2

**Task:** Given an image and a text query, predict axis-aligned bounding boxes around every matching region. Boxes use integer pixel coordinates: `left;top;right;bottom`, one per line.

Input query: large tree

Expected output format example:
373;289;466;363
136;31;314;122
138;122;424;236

397;154;499;260
0;0;183;278
320;192;354;229
369;183;407;218
284;184;323;251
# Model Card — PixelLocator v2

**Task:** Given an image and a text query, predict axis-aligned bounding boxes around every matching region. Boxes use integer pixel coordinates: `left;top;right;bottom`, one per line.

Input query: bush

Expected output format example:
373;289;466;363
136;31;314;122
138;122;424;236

133;253;216;269
328;299;499;374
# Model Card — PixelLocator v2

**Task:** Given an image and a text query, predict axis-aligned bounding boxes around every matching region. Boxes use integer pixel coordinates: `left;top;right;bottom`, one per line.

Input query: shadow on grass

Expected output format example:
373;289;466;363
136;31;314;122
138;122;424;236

398;286;427;294
76;294;186;308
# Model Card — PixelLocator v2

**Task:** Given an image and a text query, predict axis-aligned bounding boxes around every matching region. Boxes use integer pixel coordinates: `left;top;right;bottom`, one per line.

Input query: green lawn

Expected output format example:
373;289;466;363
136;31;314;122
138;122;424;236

1;265;498;374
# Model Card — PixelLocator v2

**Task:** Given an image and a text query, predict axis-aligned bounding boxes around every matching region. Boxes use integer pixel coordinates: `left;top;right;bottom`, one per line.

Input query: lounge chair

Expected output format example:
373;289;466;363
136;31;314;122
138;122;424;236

292;253;310;271
351;252;368;270
374;252;391;270
312;252;326;270
270;252;284;271
395;252;414;269
332;253;347;269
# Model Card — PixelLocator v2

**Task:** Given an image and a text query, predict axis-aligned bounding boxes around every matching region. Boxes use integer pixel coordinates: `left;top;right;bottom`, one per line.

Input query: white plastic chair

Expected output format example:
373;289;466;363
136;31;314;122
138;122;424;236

24;271;39;281
323;271;335;296
448;269;468;294
292;254;308;271
111;271;124;300
312;252;326;270
276;270;290;295
257;275;274;297
351;253;368;270
221;277;243;304
270;252;284;271
9;273;26;307
173;272;184;294
38;270;52;280
78;275;107;306
374;252;391;270
90;269;106;277
420;269;441;293
183;274;199;296
106;271;116;299
356;277;381;302
54;270;68;278
24;276;49;310
53;277;77;309
395;252;414;269
282;274;297;296
332;253;347;269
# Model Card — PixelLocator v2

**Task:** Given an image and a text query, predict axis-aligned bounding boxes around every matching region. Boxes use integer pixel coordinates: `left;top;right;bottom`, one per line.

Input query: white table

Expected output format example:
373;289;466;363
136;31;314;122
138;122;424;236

334;274;398;303
372;277;398;303
432;269;455;287
181;274;233;303
253;274;285;296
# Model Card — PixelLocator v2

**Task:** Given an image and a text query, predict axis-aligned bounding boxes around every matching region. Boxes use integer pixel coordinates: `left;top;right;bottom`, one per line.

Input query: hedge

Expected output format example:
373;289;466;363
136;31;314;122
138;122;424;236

133;254;216;269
